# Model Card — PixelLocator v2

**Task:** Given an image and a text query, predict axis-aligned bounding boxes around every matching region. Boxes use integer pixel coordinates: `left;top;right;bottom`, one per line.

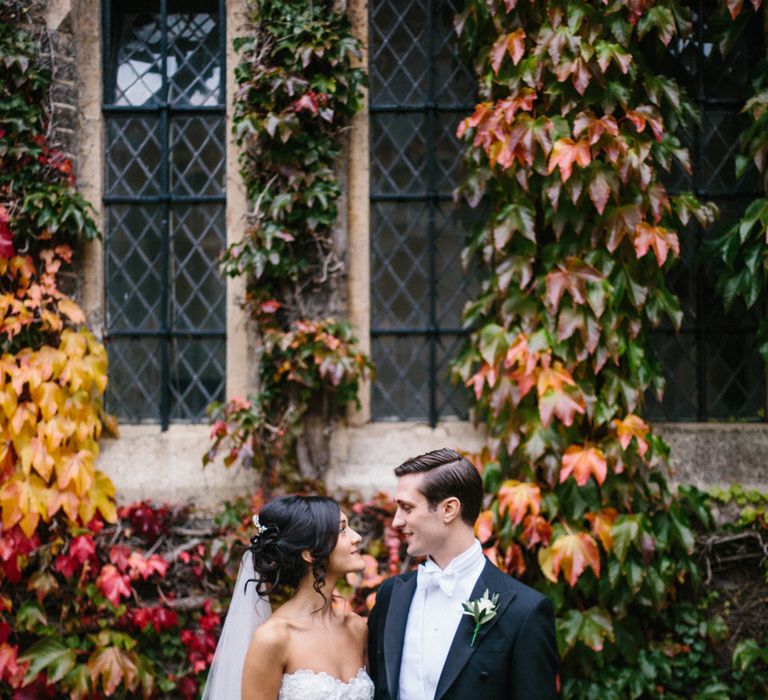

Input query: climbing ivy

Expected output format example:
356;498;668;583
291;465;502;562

207;0;371;486
451;0;760;696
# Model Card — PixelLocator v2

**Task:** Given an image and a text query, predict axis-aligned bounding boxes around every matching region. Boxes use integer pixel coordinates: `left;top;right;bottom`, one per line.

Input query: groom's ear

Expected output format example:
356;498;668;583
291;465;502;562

441;497;462;524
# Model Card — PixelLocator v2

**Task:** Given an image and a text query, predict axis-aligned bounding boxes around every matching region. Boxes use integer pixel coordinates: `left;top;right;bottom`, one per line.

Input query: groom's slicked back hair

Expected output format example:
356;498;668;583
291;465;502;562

394;448;482;526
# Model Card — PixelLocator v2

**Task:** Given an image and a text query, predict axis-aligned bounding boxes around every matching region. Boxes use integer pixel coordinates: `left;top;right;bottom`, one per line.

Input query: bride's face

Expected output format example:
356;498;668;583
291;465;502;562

326;512;365;576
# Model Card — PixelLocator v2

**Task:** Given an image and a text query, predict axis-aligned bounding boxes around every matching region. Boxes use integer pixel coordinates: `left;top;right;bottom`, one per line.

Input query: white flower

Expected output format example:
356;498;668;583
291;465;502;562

462;589;500;647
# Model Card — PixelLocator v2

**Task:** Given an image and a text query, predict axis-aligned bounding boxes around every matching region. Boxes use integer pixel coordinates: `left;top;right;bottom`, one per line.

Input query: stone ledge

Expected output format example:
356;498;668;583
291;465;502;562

97;424;259;507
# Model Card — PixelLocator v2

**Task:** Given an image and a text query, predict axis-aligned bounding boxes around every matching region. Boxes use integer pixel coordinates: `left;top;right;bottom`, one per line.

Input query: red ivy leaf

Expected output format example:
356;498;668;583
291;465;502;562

96;564;132;607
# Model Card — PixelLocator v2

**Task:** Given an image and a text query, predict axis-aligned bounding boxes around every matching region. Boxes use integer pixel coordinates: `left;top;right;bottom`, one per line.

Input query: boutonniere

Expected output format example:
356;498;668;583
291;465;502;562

461;589;500;647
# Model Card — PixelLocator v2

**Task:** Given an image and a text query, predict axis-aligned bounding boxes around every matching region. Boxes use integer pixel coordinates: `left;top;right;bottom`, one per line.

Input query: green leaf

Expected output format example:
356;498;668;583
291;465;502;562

19;637;77;685
611;516;640;564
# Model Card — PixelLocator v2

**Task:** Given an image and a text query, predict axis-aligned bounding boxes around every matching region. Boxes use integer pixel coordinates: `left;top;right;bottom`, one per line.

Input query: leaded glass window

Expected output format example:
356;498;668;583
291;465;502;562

646;1;766;421
369;0;477;423
103;0;226;427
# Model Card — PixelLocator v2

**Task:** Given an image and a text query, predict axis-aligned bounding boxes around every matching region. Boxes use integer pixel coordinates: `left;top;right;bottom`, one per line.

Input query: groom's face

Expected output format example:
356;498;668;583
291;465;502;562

392;473;445;558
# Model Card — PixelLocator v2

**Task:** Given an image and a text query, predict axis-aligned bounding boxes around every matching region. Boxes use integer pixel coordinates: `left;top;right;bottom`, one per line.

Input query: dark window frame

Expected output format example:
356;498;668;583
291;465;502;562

101;0;228;429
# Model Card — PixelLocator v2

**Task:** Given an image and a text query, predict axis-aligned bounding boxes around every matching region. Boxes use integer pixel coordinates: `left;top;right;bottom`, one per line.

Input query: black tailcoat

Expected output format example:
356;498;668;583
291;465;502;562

367;559;558;699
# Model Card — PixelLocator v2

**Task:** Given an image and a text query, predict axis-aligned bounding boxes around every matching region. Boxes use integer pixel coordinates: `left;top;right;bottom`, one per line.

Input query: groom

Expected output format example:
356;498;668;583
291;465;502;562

368;448;558;699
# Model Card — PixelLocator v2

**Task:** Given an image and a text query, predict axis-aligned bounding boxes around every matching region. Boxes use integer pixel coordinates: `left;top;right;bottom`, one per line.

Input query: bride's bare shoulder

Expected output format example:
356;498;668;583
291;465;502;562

343;610;368;639
248;615;290;652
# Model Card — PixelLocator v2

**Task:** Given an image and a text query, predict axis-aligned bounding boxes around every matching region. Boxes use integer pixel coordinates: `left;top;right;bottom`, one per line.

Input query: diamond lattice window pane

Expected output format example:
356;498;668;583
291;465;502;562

646;333;699;422
435;111;468;195
170;116;225;195
371;203;429;329
435;334;470;420
700;111;751;195
106;337;163;422
105;205;164;332
169;336;226;420
106;117;162;197
111;11;163;106
372;336;430;420
433;0;474;104
371;113;428;195
704;332;765;420
370;0;428;106
170;204;226;331
167;8;222;106
434;202;477;328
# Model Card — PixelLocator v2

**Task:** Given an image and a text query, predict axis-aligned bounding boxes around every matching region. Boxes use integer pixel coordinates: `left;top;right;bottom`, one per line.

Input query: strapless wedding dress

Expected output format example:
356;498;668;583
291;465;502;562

278;667;374;700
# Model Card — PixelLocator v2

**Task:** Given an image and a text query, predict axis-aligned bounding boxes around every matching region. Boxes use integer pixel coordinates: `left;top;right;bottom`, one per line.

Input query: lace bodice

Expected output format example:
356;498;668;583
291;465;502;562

277;667;374;700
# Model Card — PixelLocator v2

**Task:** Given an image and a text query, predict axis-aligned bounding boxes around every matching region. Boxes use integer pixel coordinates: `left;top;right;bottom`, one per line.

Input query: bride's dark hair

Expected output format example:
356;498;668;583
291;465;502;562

248;495;340;601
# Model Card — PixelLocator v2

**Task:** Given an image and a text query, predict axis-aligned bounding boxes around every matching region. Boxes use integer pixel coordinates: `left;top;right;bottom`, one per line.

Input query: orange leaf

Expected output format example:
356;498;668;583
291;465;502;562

541;532;601;587
503;542;526;577
491;29;526;73
612;414;650;456
545;258;603;310
560;444;608;486
88;644;138;695
498;480;541;526
633;222;680;266
538;388;586;428
537;360;576;395
586;508;618;551
547;138;591;182
520;514;553;549
475;509;495;544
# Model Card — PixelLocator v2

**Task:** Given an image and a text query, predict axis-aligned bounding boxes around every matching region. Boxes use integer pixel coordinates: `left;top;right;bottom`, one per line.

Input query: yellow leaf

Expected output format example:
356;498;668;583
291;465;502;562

31;381;63;421
61;358;91;392
32;346;67;381
11;401;37;436
48;485;81;522
40;309;64;332
9;362;42;395
30;437;55;482
0;474;48;537
0;384;17;420
57;298;86;325
80;471;117;524
42;416;74;450
547;532;601;587
59;329;88;360
56;449;94;495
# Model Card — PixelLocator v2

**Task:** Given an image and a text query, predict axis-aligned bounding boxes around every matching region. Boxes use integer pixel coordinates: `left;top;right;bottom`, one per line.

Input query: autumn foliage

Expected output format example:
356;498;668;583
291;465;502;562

452;0;764;696
207;0;371;485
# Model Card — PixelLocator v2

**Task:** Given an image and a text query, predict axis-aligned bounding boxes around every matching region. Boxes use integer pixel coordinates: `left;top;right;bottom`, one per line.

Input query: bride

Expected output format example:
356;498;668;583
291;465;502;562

202;495;374;700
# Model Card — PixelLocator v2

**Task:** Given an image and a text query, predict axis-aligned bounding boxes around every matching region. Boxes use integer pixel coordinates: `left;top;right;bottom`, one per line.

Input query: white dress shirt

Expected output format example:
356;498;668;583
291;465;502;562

398;539;486;700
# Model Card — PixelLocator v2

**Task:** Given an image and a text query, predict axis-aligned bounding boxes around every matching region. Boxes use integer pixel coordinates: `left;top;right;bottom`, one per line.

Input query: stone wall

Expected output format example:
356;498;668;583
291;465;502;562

26;0;767;508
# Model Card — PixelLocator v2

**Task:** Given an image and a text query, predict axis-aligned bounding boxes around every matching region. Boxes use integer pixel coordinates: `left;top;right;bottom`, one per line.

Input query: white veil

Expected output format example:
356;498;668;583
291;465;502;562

202;551;272;699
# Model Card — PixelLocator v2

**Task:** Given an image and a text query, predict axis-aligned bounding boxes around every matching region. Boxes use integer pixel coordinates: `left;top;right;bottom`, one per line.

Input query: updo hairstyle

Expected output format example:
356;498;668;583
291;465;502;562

248;495;340;601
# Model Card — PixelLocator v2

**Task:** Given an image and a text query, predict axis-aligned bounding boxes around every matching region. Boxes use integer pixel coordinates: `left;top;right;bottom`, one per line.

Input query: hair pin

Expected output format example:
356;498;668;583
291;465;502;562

252;514;268;535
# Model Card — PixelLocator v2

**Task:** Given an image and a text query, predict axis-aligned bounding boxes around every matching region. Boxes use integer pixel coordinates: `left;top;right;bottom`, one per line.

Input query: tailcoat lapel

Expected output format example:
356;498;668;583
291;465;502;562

434;560;516;699
383;574;418;699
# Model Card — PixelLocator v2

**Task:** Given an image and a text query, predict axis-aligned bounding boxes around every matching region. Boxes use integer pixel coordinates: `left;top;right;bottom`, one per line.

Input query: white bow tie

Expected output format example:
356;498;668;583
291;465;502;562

417;560;458;597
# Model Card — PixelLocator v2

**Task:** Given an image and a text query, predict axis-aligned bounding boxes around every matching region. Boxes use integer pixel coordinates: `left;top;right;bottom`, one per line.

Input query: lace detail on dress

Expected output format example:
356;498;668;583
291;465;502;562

278;667;374;700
